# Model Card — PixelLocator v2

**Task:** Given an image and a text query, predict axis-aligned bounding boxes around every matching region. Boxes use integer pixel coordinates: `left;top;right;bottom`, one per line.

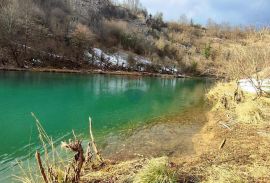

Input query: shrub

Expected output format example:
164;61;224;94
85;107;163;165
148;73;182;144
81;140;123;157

189;61;198;72
70;23;95;61
103;20;127;38
202;43;211;59
146;12;167;31
101;20;128;46
168;22;183;32
120;33;153;55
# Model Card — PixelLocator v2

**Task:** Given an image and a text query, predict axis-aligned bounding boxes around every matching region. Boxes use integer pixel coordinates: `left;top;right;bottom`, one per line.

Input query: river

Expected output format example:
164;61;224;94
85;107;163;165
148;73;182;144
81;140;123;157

0;71;210;182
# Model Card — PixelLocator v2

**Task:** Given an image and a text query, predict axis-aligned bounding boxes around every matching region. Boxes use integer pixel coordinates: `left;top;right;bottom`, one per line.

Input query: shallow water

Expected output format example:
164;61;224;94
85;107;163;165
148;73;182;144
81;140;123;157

0;71;210;182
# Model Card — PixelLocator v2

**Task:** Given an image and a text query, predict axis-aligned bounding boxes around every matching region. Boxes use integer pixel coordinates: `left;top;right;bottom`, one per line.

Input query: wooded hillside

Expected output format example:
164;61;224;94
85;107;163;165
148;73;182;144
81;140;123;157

0;0;269;76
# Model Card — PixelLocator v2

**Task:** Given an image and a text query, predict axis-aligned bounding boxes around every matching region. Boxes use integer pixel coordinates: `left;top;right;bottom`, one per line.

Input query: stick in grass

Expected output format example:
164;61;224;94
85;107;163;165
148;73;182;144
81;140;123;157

219;139;227;149
89;117;103;164
35;151;48;183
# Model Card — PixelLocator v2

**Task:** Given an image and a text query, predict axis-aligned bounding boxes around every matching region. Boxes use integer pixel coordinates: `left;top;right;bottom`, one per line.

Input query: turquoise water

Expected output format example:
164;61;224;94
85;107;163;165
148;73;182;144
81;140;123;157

0;71;209;182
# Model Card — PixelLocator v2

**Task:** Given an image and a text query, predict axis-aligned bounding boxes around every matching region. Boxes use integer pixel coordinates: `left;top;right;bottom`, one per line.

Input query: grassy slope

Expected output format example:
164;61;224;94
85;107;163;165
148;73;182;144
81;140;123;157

192;82;270;182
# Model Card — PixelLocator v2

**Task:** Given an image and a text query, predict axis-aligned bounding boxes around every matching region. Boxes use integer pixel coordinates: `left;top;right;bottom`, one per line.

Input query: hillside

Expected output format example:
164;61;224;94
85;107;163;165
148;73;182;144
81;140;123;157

1;0;266;76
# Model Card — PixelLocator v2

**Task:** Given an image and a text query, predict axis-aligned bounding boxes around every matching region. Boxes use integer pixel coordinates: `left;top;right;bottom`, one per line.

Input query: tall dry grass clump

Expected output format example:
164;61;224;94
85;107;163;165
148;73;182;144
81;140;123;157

133;157;177;183
15;114;104;183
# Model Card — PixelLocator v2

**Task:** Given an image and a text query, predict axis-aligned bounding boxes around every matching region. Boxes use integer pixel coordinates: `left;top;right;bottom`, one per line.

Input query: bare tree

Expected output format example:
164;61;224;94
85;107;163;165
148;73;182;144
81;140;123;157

123;0;140;12
179;14;189;25
0;0;20;37
0;0;24;67
19;0;35;55
71;23;95;62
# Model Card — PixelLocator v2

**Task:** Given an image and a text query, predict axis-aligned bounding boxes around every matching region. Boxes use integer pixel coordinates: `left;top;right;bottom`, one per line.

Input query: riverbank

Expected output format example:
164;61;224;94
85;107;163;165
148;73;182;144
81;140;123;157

0;66;192;79
81;81;270;182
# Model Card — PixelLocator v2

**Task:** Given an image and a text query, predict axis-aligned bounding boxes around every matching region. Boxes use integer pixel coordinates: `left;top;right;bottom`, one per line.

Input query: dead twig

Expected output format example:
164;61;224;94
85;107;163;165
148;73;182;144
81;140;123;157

35;151;48;183
219;139;227;150
89;117;104;164
64;167;71;183
62;140;85;182
85;142;93;164
219;122;232;130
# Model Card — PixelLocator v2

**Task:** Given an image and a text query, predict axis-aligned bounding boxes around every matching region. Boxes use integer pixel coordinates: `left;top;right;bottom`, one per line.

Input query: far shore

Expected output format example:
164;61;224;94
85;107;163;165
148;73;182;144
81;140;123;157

0;66;194;78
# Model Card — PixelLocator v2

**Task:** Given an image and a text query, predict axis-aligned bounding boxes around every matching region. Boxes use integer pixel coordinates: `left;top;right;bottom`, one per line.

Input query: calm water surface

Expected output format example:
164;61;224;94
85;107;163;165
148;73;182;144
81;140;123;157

0;71;210;182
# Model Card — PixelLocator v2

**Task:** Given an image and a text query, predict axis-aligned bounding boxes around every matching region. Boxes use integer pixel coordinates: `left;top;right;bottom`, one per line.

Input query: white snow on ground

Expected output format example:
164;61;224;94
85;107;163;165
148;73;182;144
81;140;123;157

86;48;153;68
239;79;270;94
91;48;128;67
160;66;178;73
134;56;151;65
85;48;179;74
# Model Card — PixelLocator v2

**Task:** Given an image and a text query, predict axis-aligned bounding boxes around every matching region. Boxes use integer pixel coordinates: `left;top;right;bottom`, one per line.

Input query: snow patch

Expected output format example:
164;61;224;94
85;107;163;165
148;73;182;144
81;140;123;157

85;48;180;74
86;48;153;69
89;48;128;67
239;79;270;94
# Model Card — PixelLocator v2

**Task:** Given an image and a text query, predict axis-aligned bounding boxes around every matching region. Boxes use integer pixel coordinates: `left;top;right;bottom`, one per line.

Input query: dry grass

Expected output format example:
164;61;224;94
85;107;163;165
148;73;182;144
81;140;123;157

202;161;270;183
198;80;270;182
81;158;146;182
15;113;71;183
133;157;177;183
203;163;270;183
203;165;245;183
207;81;270;125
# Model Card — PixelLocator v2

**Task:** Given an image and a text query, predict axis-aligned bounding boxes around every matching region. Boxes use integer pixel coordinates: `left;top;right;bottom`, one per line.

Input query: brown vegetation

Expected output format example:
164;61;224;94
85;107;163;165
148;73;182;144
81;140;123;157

1;0;269;76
